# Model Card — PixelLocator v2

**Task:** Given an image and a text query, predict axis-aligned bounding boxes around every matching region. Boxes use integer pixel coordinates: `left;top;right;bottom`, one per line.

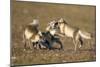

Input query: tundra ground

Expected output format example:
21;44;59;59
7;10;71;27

11;1;96;66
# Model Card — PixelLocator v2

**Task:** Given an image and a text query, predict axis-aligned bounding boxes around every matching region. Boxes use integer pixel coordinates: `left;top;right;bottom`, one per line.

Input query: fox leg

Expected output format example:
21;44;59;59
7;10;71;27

24;39;29;49
36;42;41;49
28;40;33;50
23;39;27;51
73;39;78;51
23;34;27;50
73;36;78;51
73;32;80;51
78;37;83;48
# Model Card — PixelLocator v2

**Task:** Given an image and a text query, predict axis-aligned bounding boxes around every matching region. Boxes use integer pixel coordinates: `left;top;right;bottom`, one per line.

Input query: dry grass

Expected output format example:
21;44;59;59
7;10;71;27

11;1;96;66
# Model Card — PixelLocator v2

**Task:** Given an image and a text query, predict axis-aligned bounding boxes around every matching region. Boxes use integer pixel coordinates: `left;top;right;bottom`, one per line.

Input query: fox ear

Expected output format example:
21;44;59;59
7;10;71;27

58;18;64;23
32;19;39;25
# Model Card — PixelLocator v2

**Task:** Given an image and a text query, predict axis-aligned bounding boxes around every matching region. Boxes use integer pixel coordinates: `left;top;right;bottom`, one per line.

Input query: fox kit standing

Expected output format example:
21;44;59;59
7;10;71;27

52;18;92;51
23;19;42;50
